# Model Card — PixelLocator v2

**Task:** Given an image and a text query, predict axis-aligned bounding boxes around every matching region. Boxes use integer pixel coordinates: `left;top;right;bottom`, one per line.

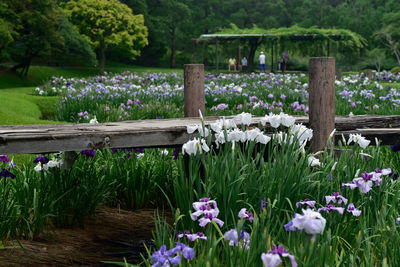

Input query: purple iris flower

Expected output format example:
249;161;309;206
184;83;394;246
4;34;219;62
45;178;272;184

33;156;49;165
134;148;145;153
284;220;296;231
261;197;267;211
191;198;224;227
318;204;345;214
0;155;10;163
177;231;207;242
173;148;179;160
81;149;96;157
261;245;297;267
151;243;194;266
361;171;373;181
390;145;400;152
224;228;250;248
347;203;361;216
296;198;316;208
238;208;254;222
390;171;398;180
325;192;348;205
0;168;16;179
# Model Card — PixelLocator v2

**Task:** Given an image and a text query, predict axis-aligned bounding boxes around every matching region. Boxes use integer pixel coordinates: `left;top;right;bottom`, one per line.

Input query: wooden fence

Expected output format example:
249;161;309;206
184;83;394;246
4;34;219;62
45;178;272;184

0;59;399;155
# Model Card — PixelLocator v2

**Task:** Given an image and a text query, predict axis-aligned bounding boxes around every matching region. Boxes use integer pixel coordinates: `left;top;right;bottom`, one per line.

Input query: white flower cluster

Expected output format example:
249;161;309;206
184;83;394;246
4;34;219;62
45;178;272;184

182;138;210;156
260;112;296;128
209;113;271;147
348;133;370;149
187;124;209;137
289;124;313;144
34;159;63;172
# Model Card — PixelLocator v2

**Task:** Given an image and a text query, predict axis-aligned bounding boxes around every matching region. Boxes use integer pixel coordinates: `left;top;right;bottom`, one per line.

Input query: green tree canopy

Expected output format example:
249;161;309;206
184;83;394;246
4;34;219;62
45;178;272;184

0;2;18;58
53;15;97;66
375;12;400;64
63;0;148;72
5;0;62;76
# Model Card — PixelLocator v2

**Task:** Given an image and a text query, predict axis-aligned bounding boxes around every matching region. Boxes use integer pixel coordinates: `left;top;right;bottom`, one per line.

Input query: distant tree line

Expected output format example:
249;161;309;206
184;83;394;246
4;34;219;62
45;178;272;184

128;0;399;70
1;0;399;74
0;0;148;74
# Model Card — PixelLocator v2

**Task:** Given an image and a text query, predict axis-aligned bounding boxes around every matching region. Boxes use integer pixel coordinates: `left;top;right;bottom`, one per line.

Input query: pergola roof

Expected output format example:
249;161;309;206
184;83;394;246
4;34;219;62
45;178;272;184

196;25;367;48
200;33;345;39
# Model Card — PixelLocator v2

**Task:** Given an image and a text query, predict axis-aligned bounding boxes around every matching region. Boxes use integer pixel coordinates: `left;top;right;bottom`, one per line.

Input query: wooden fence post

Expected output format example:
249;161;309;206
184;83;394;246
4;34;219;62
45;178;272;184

184;64;205;117
367;69;373;80
309;57;335;152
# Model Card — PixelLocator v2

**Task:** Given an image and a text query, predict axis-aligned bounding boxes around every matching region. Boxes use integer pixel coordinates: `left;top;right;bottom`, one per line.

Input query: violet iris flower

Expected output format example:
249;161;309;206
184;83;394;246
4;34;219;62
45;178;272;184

318;204;345;215
325;192;348;205
134;148;145;153
80;149;96;157
190;198;224;227
0;168;16;179
296;198;316;208
261;197;267;211
177;231;207;242
347;203;361;216
238;208;254;222
0;155;10;163
224;228;250;249
33;156;50;165
343;169;392;194
172;148;179;160
261;245;297;267
390;145;400;152
151;243;194;267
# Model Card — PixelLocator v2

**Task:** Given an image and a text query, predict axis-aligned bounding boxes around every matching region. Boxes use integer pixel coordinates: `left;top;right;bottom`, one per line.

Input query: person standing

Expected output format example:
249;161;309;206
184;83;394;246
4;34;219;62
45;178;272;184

241;56;248;71
259;52;266;72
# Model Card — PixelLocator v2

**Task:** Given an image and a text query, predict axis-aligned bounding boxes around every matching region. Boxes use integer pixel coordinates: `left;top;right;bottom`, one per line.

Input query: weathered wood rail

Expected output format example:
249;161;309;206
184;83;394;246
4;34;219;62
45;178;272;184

0;115;399;154
1;59;399;155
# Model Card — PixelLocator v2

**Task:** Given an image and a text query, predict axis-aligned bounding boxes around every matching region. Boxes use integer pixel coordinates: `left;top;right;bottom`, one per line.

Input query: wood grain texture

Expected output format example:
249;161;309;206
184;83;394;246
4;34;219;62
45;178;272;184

0;115;400;154
309;57;336;152
184;64;205;117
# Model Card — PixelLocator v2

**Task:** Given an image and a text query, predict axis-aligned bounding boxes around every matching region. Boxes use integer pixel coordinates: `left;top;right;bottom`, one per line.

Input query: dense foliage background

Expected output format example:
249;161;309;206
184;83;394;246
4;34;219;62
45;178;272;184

1;0;400;73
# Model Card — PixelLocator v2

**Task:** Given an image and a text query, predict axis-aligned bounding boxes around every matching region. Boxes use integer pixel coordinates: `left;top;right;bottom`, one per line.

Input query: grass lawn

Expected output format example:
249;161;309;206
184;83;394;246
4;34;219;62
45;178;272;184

0;64;182;126
0;87;62;125
0;64;183;89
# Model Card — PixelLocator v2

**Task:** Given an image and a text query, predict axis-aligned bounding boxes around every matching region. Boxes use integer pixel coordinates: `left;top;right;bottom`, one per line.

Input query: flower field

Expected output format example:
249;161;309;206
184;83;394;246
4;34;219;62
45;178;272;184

36;70;400;123
1;70;399;266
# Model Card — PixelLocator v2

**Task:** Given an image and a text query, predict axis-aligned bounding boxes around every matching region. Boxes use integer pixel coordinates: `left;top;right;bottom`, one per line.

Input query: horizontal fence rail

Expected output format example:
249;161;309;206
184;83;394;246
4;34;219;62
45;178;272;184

0;115;399;154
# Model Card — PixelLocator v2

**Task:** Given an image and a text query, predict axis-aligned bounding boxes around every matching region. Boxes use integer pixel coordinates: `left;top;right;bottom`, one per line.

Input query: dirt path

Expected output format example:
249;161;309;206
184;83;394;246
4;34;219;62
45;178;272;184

0;207;171;266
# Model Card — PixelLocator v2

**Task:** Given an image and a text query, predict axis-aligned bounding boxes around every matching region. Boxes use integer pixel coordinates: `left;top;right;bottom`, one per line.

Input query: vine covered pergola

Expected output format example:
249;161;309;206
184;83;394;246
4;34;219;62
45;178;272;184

192;25;367;72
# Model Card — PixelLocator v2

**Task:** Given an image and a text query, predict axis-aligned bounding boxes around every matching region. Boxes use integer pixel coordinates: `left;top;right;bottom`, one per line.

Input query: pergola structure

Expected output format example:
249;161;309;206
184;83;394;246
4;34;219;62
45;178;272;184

191;27;366;72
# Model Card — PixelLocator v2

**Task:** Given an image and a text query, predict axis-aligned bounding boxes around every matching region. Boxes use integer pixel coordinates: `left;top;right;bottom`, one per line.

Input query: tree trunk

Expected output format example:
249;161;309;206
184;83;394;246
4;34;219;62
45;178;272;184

99;46;106;74
170;27;176;69
248;38;262;71
11;56;32;76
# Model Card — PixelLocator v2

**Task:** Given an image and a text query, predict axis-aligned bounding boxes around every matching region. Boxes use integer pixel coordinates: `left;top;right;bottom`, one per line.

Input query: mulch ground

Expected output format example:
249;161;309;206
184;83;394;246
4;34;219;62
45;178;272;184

0;207;171;266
